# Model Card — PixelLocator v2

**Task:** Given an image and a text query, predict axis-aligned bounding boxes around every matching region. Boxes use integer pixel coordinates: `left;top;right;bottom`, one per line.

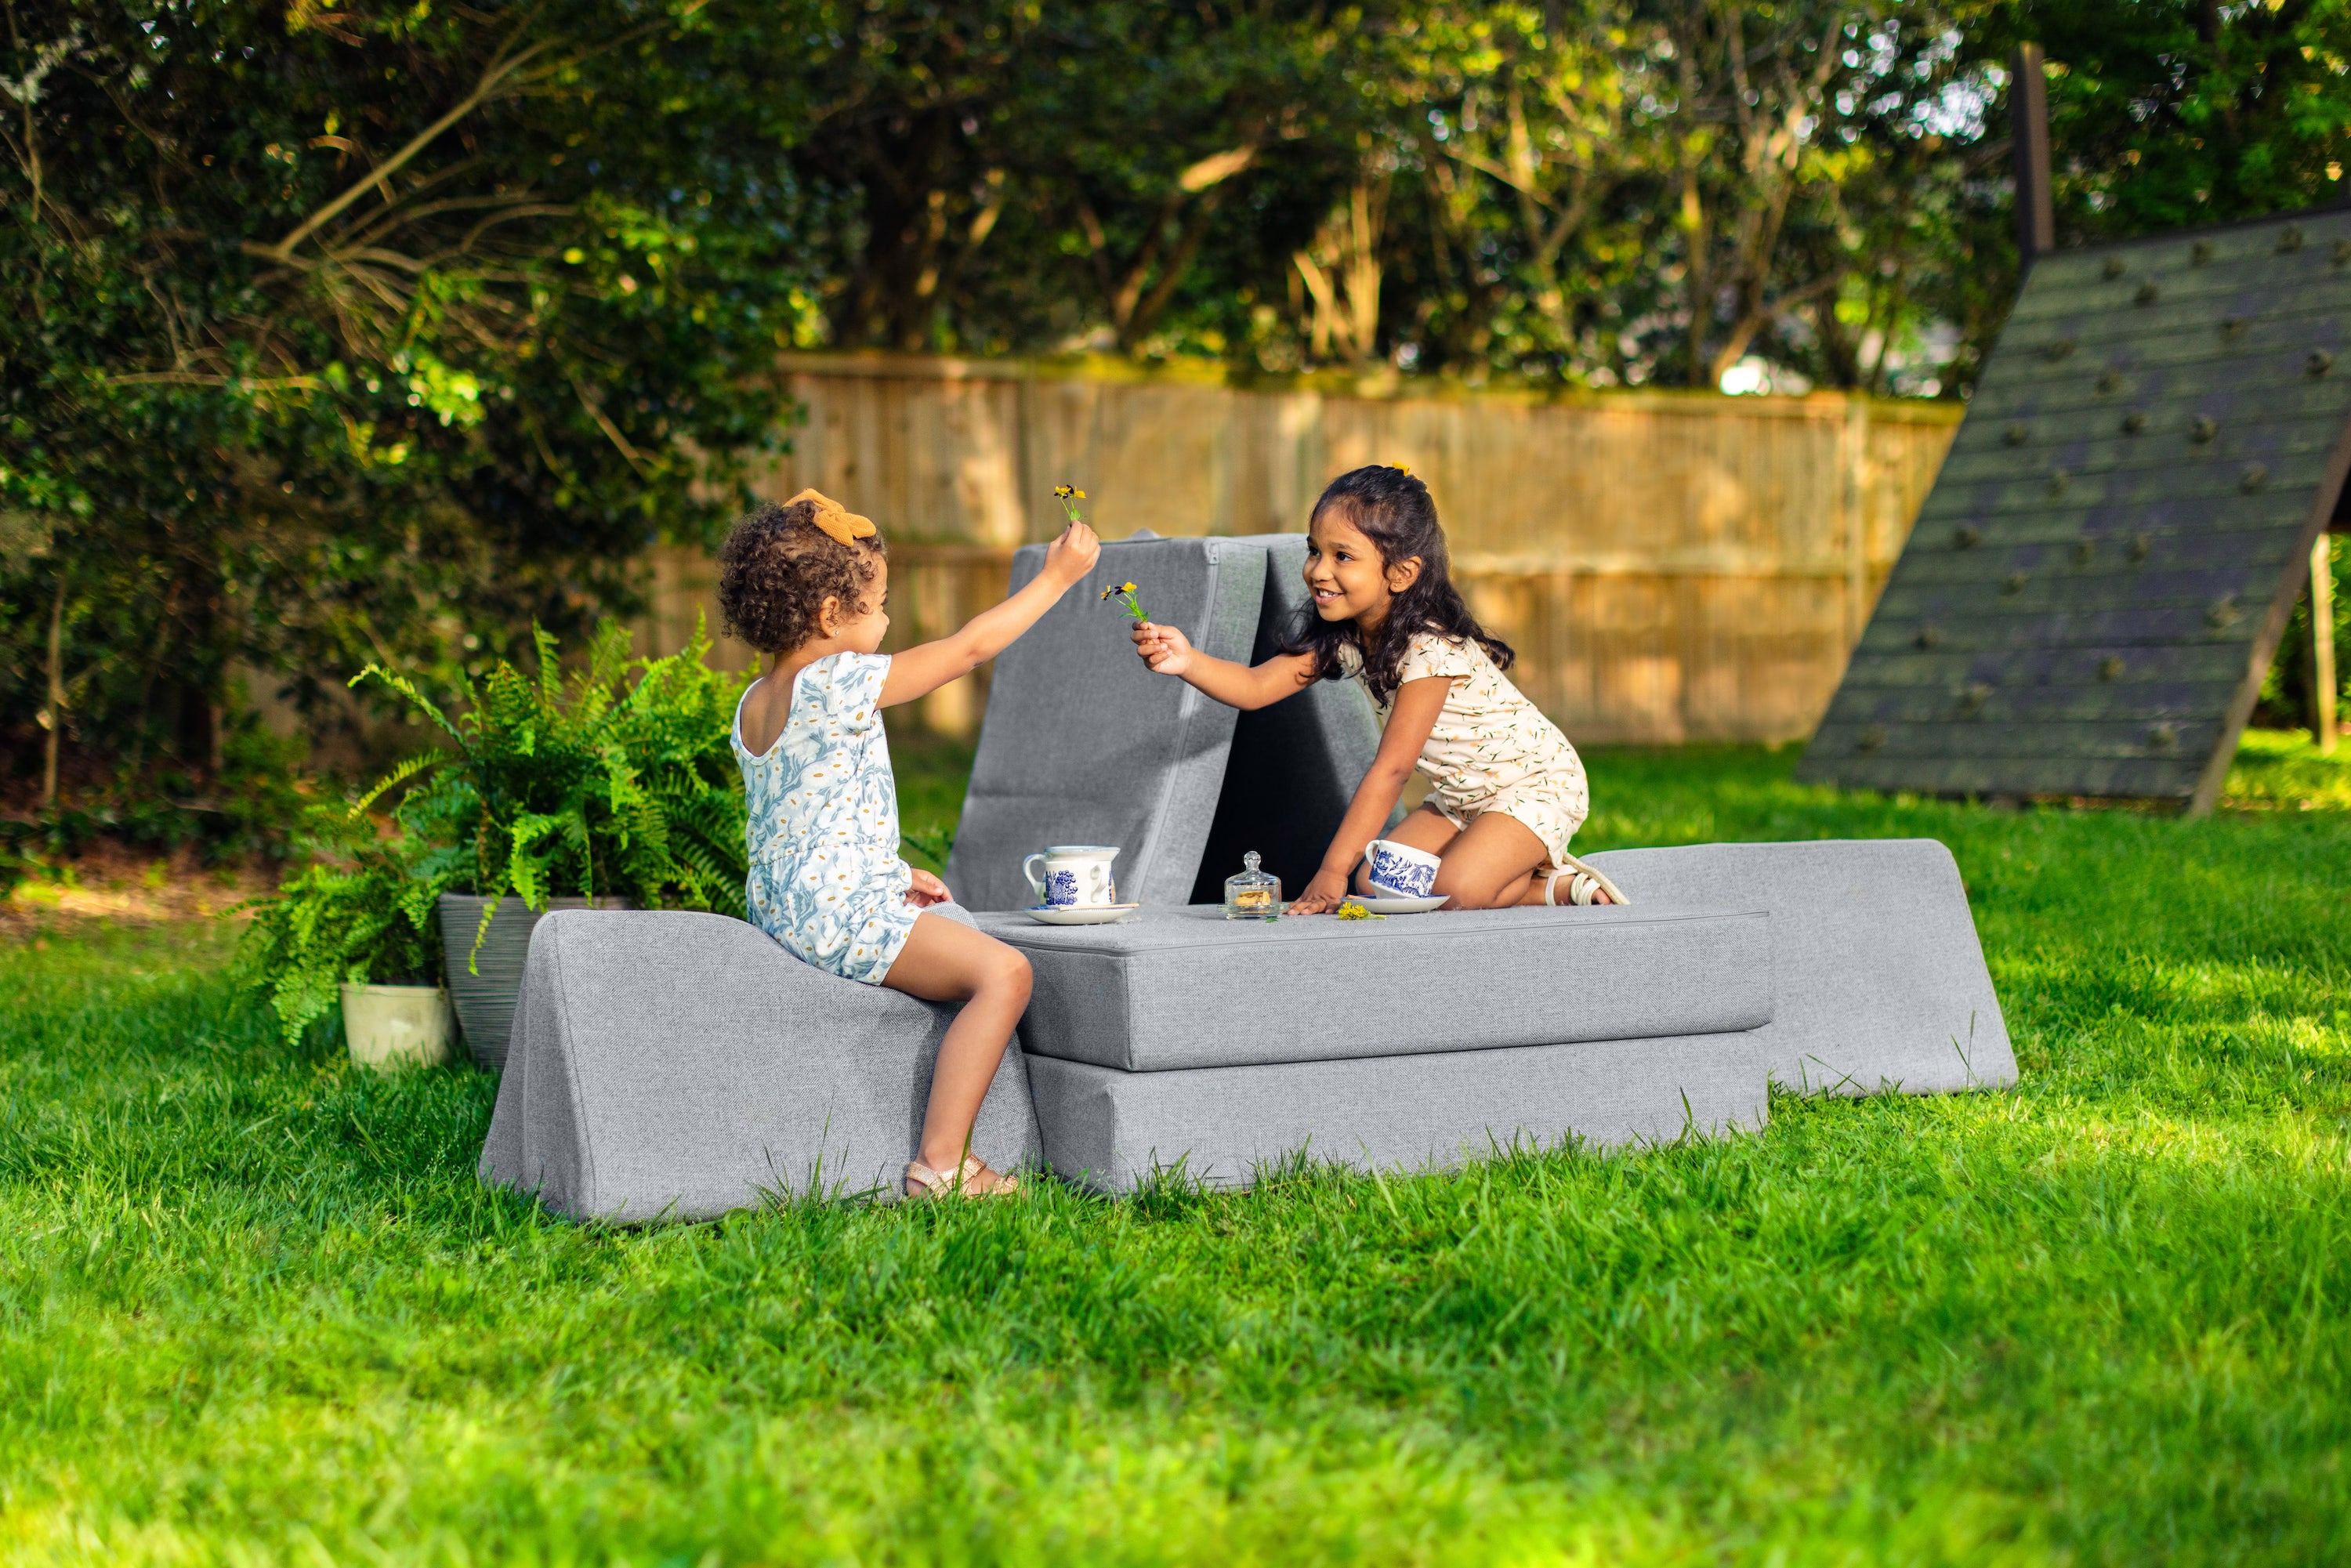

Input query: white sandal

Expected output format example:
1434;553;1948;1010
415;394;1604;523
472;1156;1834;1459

1542;852;1628;907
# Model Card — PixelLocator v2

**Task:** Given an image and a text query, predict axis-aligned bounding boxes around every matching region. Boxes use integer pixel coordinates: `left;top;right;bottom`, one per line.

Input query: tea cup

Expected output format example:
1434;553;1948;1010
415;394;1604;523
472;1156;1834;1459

1364;838;1441;899
1023;845;1121;907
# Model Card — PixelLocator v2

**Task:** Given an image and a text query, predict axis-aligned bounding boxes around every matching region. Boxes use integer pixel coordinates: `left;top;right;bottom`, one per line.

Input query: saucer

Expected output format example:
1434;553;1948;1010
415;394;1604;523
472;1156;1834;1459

1022;903;1141;925
1344;894;1447;914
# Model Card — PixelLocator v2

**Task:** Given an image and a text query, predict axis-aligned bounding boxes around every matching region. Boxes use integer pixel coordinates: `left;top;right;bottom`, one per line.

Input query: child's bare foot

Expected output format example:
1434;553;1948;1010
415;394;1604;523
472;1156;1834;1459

904;1155;1021;1200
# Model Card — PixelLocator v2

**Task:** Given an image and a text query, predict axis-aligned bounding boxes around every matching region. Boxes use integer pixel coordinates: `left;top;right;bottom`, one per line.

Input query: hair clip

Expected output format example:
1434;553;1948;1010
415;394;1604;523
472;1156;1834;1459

786;487;877;546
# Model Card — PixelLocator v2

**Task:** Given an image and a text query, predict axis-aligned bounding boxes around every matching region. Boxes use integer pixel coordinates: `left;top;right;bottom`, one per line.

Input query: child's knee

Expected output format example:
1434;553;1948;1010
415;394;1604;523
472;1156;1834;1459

984;946;1032;1003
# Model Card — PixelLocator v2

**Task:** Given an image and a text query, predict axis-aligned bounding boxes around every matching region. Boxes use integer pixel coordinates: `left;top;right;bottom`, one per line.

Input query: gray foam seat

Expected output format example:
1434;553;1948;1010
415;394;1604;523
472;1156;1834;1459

990;904;1770;1072
978;903;1777;1192
1579;838;2015;1094
943;534;1267;912
478;907;1042;1222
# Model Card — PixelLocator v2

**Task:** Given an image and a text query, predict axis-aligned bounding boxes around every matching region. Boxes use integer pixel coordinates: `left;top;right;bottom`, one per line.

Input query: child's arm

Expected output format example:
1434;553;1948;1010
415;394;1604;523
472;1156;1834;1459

1130;622;1317;710
878;522;1101;708
1285;676;1449;914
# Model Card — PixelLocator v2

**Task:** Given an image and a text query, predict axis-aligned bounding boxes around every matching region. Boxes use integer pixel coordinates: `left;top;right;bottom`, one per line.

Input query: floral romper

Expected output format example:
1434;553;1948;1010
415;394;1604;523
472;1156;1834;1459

734;651;921;984
1339;632;1592;868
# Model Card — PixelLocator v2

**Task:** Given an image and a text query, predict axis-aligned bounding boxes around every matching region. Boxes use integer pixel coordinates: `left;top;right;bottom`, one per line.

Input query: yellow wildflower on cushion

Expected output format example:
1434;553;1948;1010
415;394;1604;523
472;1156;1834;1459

1335;901;1386;920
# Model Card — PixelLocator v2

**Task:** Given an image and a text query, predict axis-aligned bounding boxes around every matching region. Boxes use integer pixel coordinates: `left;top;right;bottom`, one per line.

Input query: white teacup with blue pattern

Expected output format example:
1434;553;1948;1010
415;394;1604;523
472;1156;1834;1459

1022;845;1121;907
1364;838;1441;899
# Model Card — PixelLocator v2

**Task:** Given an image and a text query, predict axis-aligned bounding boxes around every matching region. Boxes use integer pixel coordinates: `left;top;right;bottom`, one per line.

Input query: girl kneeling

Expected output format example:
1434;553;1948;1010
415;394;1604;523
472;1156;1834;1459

1133;465;1621;914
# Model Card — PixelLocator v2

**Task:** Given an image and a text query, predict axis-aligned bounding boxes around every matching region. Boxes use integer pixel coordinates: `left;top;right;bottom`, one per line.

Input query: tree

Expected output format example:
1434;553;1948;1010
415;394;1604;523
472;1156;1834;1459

0;0;818;794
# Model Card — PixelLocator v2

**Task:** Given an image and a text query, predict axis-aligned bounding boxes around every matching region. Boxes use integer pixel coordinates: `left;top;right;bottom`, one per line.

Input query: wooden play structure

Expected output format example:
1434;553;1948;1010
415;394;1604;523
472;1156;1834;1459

1799;202;2349;811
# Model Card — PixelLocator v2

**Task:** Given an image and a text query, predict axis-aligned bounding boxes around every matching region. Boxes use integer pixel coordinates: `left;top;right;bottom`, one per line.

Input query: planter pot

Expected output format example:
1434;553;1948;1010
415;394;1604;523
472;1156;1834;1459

339;983;454;1072
437;893;629;1072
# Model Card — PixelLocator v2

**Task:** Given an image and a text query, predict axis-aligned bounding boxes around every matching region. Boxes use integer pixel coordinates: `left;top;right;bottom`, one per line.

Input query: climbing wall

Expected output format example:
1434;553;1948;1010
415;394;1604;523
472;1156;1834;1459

1799;206;2351;811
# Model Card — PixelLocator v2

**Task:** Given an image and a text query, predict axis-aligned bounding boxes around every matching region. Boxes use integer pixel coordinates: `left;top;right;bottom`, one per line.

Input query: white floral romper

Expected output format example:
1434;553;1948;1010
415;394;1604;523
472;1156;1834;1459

734;651;920;985
1340;632;1593;867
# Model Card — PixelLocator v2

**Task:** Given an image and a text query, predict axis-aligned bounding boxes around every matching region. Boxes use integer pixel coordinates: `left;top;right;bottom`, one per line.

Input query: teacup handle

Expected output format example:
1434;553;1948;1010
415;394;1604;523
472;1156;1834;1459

1021;853;1049;903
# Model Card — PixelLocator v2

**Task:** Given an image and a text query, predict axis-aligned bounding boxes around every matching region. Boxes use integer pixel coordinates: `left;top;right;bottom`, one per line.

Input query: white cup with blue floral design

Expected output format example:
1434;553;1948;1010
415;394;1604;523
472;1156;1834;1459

1364;838;1441;899
1022;845;1121;907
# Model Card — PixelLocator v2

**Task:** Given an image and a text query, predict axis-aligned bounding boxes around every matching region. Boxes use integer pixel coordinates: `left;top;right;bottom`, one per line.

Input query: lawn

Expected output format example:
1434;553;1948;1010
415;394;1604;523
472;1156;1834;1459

2;737;2349;1565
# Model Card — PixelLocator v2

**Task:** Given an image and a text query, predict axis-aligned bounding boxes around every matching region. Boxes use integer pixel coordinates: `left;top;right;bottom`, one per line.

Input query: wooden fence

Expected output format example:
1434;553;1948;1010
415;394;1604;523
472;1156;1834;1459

638;353;1962;745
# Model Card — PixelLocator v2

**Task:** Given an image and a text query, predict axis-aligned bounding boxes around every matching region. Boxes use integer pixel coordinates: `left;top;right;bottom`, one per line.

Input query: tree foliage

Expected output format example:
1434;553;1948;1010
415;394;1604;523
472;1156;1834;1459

9;0;2350;796
2;0;813;795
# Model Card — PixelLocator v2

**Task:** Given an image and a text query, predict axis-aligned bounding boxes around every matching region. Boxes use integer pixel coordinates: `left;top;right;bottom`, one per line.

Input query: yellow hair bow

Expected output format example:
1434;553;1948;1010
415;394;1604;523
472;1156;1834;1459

787;487;878;547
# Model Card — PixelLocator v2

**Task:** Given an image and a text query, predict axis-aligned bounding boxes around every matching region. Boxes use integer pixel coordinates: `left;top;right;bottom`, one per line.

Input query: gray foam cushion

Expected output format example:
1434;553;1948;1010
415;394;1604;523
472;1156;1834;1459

1581;838;2014;1094
974;902;1772;1072
943;535;1266;913
1026;1030;1768;1193
478;907;1043;1222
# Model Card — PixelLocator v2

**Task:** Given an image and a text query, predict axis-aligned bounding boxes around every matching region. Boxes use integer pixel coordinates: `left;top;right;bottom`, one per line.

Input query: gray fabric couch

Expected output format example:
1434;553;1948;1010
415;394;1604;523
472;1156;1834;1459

476;529;2016;1219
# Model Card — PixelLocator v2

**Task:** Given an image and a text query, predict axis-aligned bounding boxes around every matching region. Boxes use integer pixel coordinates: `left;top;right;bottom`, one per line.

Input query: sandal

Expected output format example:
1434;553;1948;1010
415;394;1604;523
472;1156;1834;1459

903;1153;1022;1200
1542;852;1628;907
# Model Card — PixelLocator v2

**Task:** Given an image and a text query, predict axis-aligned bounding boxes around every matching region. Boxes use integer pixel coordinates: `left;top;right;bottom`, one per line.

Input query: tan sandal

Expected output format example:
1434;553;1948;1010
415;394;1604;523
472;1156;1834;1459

1542;852;1628;907
903;1154;1022;1200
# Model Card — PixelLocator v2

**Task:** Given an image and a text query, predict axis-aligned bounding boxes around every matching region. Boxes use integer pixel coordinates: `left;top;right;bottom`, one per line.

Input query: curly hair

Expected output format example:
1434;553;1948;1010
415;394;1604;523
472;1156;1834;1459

1280;465;1513;704
715;498;887;655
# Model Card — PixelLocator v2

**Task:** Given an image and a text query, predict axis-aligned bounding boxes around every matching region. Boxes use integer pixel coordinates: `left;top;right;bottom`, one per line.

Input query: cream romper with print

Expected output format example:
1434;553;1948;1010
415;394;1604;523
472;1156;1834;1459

1340;632;1592;867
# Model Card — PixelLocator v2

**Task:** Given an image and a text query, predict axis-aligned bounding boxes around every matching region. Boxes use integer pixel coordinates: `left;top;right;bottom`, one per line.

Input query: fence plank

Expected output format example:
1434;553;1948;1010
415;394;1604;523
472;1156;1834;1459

637;355;1961;745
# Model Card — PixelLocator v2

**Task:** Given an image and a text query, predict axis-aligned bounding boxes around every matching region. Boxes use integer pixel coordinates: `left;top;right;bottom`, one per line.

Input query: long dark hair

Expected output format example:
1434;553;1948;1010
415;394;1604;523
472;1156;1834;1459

1281;465;1512;703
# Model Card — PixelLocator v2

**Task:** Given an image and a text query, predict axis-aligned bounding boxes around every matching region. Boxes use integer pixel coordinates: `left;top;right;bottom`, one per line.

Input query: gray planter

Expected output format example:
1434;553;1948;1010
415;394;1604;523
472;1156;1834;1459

437;893;629;1071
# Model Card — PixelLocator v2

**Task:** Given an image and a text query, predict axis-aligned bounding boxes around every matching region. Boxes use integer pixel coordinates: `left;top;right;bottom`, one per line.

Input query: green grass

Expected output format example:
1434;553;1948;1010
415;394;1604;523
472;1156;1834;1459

2;738;2349;1564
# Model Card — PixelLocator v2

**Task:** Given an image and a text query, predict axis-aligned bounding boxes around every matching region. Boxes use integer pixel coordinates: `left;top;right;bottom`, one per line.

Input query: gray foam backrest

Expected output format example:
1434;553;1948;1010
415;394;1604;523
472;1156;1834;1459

943;535;1267;911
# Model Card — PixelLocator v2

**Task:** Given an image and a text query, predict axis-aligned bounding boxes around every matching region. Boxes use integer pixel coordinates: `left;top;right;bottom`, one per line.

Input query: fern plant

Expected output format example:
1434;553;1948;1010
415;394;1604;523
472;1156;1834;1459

234;831;444;1045
351;617;752;958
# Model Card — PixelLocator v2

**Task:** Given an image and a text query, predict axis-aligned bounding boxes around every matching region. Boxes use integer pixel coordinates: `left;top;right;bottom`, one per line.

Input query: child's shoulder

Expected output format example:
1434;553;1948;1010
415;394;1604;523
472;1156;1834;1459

1396;628;1487;678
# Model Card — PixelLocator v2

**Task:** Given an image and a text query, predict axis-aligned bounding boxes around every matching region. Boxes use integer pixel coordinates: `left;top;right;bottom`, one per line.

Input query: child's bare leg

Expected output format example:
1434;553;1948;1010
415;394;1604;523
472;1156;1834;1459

1430;812;1549;910
1355;806;1459;895
881;913;1032;1180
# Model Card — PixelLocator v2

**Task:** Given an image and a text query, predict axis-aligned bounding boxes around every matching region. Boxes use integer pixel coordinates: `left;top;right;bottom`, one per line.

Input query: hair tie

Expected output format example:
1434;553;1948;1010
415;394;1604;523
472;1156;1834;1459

786;487;878;547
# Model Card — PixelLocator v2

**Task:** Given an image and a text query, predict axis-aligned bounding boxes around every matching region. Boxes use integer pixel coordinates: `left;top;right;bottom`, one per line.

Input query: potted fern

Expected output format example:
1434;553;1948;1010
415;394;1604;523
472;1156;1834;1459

236;838;452;1070
350;617;750;1069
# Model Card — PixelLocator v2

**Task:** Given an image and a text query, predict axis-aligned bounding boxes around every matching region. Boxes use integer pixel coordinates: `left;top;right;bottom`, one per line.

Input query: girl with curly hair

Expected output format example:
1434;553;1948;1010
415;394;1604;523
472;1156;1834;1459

719;488;1099;1198
1130;465;1621;914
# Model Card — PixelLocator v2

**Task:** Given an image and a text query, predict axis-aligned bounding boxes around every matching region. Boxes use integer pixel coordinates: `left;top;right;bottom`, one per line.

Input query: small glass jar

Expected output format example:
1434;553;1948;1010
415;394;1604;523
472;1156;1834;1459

1223;850;1281;918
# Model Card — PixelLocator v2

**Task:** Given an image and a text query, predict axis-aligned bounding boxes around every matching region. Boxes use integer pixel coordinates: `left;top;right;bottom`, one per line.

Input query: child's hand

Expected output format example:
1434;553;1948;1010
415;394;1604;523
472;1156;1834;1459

905;868;951;907
1284;867;1354;915
1132;621;1194;676
1041;520;1101;588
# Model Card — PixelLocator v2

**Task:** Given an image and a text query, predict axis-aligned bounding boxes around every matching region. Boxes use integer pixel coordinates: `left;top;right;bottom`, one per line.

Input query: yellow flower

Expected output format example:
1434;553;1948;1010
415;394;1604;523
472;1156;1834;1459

1388;462;1411;477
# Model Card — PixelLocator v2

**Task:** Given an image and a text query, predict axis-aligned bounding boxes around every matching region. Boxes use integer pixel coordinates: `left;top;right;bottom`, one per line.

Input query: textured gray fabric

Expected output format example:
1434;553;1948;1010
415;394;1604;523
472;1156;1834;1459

477;904;1043;1222
1581;838;2014;1095
943;536;1266;912
437;894;627;1071
1027;1029;1767;1193
976;903;1771;1071
1186;534;1396;902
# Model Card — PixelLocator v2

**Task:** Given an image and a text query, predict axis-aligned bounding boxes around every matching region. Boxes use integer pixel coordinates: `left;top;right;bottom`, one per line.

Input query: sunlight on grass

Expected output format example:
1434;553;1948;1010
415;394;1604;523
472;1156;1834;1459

2223;727;2351;812
2;730;2348;1563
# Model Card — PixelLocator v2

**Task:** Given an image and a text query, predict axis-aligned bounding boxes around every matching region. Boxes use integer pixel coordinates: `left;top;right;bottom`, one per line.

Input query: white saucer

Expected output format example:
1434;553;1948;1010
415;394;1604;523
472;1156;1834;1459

1022;903;1141;925
1346;894;1447;914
